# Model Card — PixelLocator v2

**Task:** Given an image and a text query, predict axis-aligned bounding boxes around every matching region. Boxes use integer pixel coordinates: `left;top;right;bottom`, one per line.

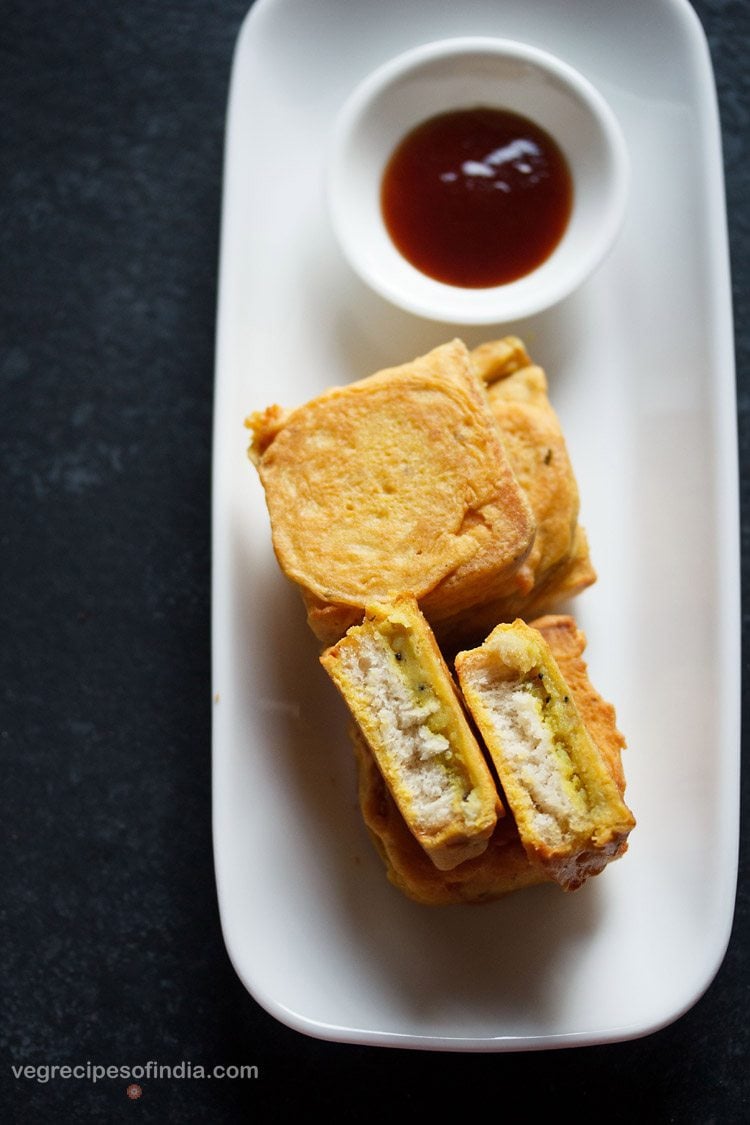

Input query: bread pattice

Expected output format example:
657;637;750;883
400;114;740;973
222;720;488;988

355;614;631;903
352;724;546;904
247;339;535;645
321;596;501;871
529;614;627;793
434;338;595;646
245;336;635;902
455;618;635;891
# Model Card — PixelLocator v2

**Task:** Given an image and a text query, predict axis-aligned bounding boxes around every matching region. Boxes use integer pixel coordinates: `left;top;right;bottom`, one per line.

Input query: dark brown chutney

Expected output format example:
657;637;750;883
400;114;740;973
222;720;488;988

381;106;573;288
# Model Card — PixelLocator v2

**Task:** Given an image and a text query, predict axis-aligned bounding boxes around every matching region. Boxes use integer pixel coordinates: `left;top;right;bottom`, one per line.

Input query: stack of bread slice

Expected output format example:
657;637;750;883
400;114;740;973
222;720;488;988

247;338;634;903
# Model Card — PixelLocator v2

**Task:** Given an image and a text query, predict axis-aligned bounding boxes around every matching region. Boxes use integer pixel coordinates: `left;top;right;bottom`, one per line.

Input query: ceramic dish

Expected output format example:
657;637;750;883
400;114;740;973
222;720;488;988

327;36;629;324
212;0;739;1050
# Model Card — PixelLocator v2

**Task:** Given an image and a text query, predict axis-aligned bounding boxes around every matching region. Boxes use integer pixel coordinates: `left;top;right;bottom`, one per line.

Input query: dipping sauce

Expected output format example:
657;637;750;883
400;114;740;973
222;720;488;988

381;107;573;288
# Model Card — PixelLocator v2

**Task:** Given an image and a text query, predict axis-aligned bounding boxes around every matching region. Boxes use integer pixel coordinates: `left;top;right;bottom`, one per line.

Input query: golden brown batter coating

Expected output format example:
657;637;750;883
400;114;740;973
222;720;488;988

530;614;627;793
321;596;501;871
354;614;630;904
431;340;595;647
353;725;546;904
485;359;579;593
455;619;634;891
470;335;533;382
248;339;535;645
245;334;633;905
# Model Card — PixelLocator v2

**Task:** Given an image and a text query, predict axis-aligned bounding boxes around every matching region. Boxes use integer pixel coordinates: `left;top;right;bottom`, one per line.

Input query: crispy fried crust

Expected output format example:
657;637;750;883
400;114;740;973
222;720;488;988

355;615;630;904
485;361;579;592
455;619;635;890
321;597;501;871
431;341;596;648
530;614;627;793
353;726;545;904
246;336;633;902
247;340;535;644
470;336;533;383
483;344;597;612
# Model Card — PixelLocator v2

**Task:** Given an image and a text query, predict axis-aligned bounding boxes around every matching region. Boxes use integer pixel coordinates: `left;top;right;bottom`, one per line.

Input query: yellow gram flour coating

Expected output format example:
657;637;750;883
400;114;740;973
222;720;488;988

247;339;535;643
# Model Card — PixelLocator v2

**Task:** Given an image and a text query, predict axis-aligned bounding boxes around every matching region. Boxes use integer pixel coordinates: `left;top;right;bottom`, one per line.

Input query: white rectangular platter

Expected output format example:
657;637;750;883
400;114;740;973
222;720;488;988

212;0;740;1049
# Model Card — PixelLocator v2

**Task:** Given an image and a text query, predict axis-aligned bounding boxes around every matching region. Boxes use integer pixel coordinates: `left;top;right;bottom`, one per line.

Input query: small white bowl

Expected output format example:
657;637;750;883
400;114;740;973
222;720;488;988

327;37;629;325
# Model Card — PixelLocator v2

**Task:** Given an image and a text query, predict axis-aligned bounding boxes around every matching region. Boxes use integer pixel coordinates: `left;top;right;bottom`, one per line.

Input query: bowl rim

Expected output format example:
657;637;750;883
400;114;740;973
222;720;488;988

327;35;630;325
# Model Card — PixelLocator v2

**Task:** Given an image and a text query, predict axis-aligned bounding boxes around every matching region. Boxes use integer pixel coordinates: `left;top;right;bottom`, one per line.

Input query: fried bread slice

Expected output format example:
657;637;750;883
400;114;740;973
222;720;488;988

247;339;535;645
321;596;501;871
530;613;627;792
431;340;594;648
354;614;629;903
484;355;580;594
353;725;546;904
455;619;634;890
438;527;596;650
470;335;534;383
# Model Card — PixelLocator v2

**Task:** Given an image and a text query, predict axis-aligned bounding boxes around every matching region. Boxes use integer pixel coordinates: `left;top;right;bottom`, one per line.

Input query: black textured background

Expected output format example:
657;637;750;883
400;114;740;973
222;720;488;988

2;1;747;1120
